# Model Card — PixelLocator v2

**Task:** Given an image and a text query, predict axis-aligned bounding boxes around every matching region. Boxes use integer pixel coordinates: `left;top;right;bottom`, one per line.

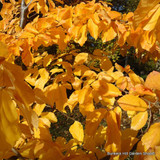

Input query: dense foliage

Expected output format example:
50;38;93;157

0;0;160;159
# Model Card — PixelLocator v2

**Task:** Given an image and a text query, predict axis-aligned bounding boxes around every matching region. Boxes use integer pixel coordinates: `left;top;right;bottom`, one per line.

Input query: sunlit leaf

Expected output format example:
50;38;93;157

74;53;88;65
118;94;148;111
105;111;121;153
131;111;148;130
69;121;84;143
85;108;107;136
141;122;160;151
145;71;160;90
0;89;21;153
88;18;99;40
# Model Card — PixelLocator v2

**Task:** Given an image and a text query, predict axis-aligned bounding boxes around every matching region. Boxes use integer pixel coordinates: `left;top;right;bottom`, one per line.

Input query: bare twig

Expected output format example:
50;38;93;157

12;148;25;160
20;0;33;28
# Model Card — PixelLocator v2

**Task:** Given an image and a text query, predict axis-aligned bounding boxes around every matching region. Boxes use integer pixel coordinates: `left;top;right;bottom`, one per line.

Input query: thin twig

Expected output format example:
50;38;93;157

20;0;33;28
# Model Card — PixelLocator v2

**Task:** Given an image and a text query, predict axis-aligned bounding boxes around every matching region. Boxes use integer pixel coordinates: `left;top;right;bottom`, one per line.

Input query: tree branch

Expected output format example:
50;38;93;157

20;0;33;29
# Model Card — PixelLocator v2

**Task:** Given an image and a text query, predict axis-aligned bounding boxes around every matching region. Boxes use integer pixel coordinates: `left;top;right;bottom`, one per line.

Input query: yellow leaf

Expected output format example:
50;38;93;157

66;90;79;112
155;146;160;160
129;84;155;96
0;42;8;59
140;30;156;51
88;18;99;40
141;122;160;151
75;24;87;46
35;68;49;90
145;71;160;90
91;80;121;97
105;111;121;153
0;90;21;153
120;128;138;160
43;54;53;67
69;121;84;143
134;0;160;27
108;11;121;19
3;61;35;106
74;53;88;65
143;4;160;31
85;108;107;136
118;94;148;111
78;85;92;104
24;23;39;34
73;65;90;76
33;103;46;116
21;40;34;67
72;77;82;90
131;111;148;130
128;70;144;86
50;68;63;75
102;26;117;42
41;112;57;123
116;76;128;90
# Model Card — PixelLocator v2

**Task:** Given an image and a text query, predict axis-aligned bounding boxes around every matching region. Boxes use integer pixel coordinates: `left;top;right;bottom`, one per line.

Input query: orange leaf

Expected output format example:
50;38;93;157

145;71;160;90
128;70;144;86
102;26;117;42
75;24;87;46
74;53;88;65
134;0;160;27
24;23;39;34
88;18;99;40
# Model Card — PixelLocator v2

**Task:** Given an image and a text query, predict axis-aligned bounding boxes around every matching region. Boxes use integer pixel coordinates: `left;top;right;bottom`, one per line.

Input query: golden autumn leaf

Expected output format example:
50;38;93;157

43;54;53;67
69;121;84;143
91;80;121;97
35;68;49;90
19;139;64;159
101;25;117;42
72;77;82;90
105;110;121;153
85;108;107;136
141;122;160;152
75;24;87;46
0;42;8;59
140;30;156;51
134;0;160;27
41;112;57;123
88;18;99;40
66;90;79;112
0;89;21;154
131;111;148;130
73;65;90;76
120;128;138;160
50;68;64;75
116;76;128;90
21;40;34;67
1;61;38;132
145;71;160;90
143;4;160;31
129;84;156;96
118;94;148;111
78;85;92;104
74;53;88;65
128;70;144;86
2;61;35;106
24;23;39;34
